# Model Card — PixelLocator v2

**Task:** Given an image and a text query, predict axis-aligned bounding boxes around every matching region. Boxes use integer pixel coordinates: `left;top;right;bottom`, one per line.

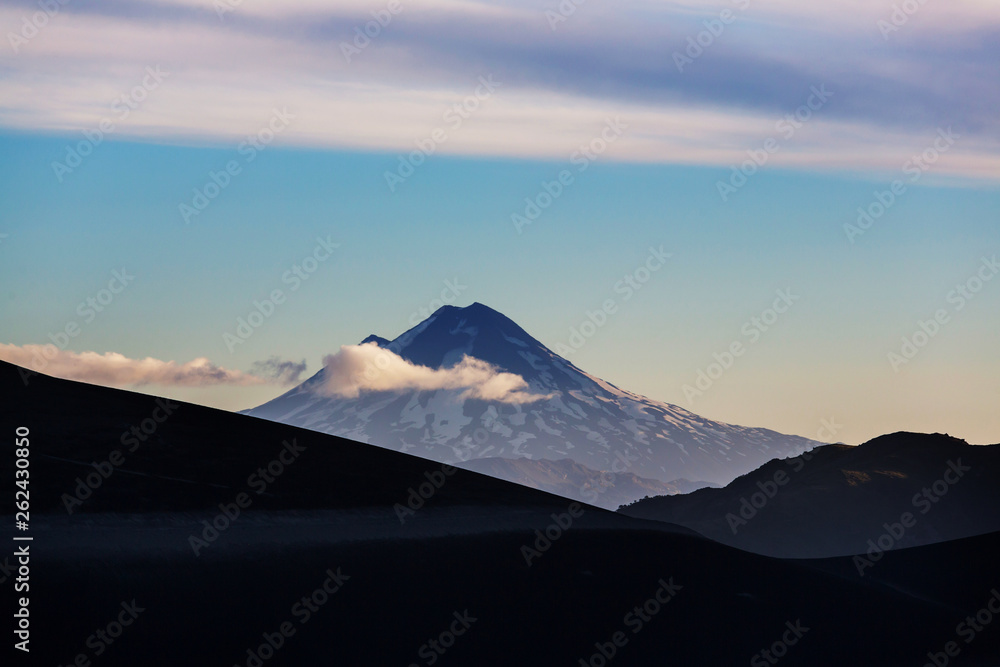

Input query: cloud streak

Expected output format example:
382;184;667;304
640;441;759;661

0;0;998;181
318;342;552;404
0;343;295;387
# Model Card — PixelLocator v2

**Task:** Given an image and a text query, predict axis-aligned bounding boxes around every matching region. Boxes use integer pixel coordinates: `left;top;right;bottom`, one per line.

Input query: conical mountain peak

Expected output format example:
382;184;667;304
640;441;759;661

376;303;556;382
249;303;821;488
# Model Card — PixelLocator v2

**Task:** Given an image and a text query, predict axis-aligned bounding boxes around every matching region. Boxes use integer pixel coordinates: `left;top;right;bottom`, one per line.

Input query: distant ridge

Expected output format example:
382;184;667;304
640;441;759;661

620;432;1000;558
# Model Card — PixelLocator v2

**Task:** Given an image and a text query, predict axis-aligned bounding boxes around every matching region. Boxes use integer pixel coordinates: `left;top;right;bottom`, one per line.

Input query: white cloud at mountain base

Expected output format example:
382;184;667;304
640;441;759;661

318;342;552;404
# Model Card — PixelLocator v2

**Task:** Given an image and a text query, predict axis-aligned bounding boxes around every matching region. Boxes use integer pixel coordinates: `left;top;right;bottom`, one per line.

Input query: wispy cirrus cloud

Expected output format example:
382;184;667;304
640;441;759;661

1;0;998;180
0;343;302;387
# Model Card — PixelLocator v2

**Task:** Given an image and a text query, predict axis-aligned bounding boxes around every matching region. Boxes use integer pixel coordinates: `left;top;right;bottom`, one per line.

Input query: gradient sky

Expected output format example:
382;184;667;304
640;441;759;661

1;0;998;446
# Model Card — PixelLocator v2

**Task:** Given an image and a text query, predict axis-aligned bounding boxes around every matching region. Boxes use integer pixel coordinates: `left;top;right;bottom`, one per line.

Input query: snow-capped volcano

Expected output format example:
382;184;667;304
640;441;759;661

246;303;820;486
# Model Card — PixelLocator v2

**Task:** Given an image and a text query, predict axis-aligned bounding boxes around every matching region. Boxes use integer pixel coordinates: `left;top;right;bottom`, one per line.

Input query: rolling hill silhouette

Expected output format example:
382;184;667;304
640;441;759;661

4;360;999;666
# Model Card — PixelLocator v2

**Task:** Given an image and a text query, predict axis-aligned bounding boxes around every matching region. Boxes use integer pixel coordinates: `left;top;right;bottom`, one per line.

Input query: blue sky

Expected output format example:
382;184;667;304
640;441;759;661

1;0;998;445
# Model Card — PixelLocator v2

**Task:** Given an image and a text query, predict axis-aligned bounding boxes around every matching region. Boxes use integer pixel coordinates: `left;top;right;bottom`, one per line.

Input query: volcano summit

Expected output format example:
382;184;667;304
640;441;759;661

247;303;820;497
